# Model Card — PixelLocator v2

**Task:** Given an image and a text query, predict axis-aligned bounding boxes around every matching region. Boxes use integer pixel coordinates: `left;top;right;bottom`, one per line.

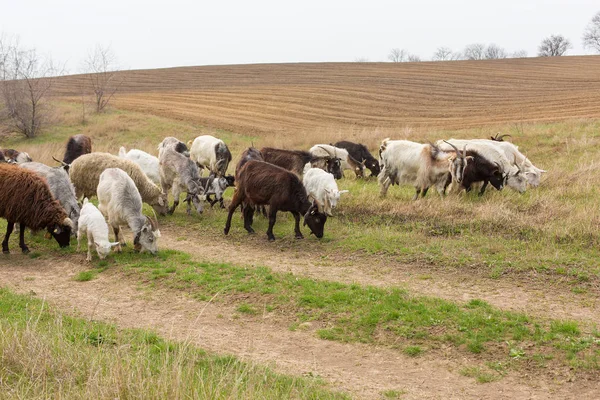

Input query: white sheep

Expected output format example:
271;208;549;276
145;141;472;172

303;168;348;216
118;147;161;185
77;198;118;261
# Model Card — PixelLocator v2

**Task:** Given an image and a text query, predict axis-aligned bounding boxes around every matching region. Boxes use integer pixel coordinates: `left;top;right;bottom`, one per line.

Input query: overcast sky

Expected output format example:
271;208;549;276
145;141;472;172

3;0;599;72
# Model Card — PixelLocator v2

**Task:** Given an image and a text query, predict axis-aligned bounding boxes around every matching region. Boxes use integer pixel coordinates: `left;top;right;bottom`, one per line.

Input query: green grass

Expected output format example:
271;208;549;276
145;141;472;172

403;346;423;357
74;271;95;282
0;287;348;399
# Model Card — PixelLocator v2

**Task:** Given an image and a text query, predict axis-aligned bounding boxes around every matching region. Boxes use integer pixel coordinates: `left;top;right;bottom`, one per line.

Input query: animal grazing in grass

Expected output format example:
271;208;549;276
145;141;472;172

69;152;169;215
224;160;327;241
309;144;364;178
20;162;80;233
118;147;161;185
62;134;92;164
378;139;454;199
189;135;232;177
303;168;348;216
198;174;233;208
334;140;380;177
158;137;207;215
77;198;119;261
0;163;73;254
1;149;32;164
97;168;161;254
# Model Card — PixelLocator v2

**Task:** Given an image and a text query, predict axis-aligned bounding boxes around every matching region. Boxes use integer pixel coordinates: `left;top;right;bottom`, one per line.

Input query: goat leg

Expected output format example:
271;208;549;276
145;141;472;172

19;224;29;254
479;181;489;196
292;211;303;239
2;222;14;254
266;208;277;241
243;206;255;234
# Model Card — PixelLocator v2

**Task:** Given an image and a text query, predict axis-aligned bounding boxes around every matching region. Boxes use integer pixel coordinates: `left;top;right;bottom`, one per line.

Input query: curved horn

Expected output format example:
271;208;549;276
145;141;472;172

52;156;69;167
462;144;467;158
317;145;334;158
513;155;522;173
149;208;159;230
498;134;511;141
443;140;461;156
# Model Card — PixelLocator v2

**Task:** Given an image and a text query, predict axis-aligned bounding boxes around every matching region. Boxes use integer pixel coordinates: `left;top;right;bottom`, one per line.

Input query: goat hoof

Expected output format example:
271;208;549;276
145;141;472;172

21;248;30;254
295;234;304;240
224;228;230;235
267;236;276;242
2;249;9;254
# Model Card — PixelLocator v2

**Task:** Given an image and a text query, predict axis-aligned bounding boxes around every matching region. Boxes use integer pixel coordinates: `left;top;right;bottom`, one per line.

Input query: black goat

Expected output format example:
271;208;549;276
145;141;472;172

334;140;380;177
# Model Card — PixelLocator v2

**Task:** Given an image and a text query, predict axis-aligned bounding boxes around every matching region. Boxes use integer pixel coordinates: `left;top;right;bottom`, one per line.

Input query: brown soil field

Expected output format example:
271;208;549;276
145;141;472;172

53;57;600;137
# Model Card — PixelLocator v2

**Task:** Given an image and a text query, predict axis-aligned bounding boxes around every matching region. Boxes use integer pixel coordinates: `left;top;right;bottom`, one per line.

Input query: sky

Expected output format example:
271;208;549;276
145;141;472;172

2;0;599;72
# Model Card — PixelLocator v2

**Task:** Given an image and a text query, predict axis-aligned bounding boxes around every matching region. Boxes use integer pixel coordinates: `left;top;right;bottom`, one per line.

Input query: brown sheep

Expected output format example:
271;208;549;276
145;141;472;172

0;164;73;253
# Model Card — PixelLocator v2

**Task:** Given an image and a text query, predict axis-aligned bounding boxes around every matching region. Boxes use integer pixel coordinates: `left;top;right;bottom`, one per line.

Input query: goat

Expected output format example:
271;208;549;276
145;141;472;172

189;135;232;176
119;147;161;185
69;153;169;216
63;134;92;164
20;162;80;233
97;168;161;254
438;139;527;193
443;141;507;195
224;160;327;241
77;198;118;261
309;144;364;178
261;147;342;179
236;147;264;178
378;139;454;199
1;149;32;164
303;168;348;216
157;137;190;158
0;164;73;253
158;138;205;215
198;175;234;208
334;140;380;177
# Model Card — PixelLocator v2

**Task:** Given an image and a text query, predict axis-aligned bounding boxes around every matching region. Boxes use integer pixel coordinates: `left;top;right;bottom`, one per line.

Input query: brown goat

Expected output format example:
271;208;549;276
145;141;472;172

63;134;92;164
224;160;327;241
260;147;312;176
0;164;73;253
235;147;264;178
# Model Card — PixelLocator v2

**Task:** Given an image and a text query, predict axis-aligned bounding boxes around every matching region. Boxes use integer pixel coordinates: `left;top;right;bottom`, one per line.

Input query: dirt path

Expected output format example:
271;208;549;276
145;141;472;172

159;225;600;325
1;254;597;400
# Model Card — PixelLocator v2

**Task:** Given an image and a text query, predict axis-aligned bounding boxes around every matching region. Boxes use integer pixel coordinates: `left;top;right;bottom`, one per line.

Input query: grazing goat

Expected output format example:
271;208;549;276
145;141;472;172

309;144;364;178
97;168;161;254
63;134;92;164
303;168;348;216
20;162;80;233
260;147;342;179
224;161;327;241
0;164;73;253
334;140;380;177
198;175;234;208
1;149;32;164
77;198;118;261
158;138;205;215
438;139;527;193
119;147;161;185
443;141;507;195
69;153;169;215
378;139;454;199
157;137;190;158
189;135;232;176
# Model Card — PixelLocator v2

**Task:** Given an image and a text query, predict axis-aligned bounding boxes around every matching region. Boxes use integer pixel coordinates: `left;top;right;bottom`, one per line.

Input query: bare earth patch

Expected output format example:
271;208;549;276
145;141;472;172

0;249;598;399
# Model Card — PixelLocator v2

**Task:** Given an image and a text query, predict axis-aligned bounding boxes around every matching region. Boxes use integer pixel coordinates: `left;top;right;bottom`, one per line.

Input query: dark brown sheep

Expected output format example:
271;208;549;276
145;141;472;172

224;160;327;241
0;164;73;254
63;134;92;164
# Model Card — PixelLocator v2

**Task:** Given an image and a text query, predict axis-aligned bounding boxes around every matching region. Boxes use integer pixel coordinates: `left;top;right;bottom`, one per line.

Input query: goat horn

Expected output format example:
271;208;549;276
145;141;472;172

498;134;511;141
52;156;69;167
462;144;467;158
513;155;522;172
317;145;334;158
443;140;461;156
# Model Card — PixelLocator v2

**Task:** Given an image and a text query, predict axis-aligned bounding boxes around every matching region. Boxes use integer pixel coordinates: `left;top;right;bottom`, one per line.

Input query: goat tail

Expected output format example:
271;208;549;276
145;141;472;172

118;146;127;158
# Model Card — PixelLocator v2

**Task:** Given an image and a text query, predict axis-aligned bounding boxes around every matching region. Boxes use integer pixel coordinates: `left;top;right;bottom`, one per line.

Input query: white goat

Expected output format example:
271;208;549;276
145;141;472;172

309;144;365;177
188;135;232;176
77;198;118;261
437;139;528;193
97;168;161;254
303;168;348;216
378;139;454;199
118;147;161;185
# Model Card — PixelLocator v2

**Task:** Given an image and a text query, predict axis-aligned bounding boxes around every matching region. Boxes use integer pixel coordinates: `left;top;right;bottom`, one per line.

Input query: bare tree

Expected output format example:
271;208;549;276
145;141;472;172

0;36;58;138
432;47;462;61
407;54;422;62
538;34;572;56
388;48;407;62
511;50;528;58
583;11;600;53
83;45;121;113
484;44;508;59
463;43;486;60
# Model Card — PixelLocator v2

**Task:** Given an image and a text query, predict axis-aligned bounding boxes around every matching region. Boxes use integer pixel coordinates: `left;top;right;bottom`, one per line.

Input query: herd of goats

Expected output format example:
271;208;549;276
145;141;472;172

0;132;545;260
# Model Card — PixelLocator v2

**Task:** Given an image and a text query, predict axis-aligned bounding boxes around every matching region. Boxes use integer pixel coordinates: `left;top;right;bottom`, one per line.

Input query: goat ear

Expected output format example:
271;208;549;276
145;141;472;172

134;232;141;245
